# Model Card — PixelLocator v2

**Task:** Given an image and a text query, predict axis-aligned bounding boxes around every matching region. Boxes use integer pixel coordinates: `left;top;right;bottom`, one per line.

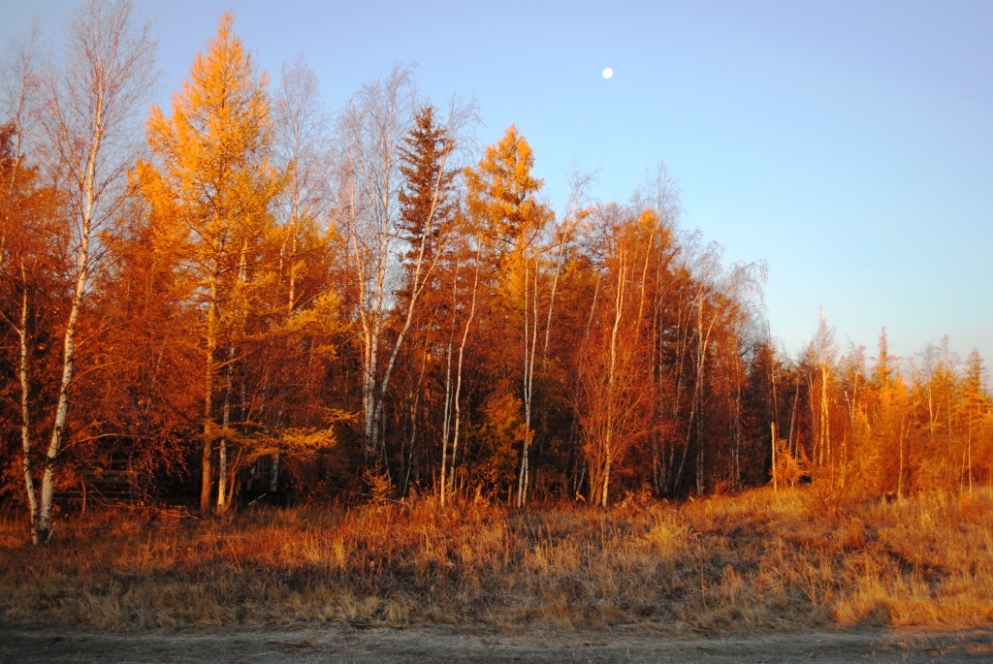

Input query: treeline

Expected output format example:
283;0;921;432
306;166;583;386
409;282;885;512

1;3;991;542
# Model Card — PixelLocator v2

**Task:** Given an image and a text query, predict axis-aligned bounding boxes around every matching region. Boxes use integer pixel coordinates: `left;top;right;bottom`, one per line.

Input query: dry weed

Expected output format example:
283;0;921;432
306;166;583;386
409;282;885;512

1;488;991;633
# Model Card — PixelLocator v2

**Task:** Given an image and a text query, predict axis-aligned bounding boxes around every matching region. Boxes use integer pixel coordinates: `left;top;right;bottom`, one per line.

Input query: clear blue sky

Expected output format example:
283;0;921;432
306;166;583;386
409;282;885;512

4;0;991;375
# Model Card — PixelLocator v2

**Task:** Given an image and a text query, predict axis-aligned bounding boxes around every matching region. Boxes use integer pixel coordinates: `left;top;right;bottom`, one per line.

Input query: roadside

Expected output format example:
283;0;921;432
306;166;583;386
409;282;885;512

2;624;991;663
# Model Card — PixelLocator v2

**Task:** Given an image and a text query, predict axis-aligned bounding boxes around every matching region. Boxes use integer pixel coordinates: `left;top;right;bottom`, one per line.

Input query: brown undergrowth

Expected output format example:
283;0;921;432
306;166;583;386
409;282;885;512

1;487;991;632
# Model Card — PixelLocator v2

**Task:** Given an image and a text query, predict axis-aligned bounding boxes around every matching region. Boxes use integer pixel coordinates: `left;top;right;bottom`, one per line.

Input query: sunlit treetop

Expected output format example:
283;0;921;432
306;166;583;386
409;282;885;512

140;11;279;229
465;125;552;252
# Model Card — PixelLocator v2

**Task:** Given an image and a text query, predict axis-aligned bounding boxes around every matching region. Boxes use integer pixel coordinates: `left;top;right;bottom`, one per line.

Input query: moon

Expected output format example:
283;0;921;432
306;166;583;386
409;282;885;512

602;67;613;80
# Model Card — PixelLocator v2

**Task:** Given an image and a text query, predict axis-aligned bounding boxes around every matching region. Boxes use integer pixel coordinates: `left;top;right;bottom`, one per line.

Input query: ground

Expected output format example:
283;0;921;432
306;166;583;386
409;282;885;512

2;624;992;663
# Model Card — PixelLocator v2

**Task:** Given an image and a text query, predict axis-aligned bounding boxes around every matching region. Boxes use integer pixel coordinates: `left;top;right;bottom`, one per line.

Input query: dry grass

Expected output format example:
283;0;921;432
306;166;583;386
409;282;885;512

1;487;992;633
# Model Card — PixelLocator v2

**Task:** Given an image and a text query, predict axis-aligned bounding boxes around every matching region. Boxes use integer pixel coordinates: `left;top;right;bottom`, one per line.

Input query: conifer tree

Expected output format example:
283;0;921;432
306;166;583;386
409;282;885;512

136;12;281;515
397;105;455;269
465;126;553;506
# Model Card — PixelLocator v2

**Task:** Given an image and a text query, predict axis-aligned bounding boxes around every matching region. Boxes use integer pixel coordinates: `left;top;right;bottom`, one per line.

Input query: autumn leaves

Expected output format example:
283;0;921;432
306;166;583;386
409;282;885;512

5;3;989;541
0;6;785;523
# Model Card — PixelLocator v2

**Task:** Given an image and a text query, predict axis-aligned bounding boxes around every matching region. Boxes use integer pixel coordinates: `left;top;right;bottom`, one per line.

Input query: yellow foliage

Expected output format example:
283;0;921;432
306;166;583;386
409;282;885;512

465;125;552;256
138;11;281;264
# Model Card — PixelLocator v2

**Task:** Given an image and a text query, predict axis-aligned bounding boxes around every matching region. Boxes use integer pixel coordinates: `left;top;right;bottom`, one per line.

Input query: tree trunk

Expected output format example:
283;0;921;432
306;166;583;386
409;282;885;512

897;416;905;500
217;346;234;512
820;361;830;477
517;260;538;508
201;274;219;516
16;274;40;542
440;338;453;506
448;252;481;500
37;165;94;543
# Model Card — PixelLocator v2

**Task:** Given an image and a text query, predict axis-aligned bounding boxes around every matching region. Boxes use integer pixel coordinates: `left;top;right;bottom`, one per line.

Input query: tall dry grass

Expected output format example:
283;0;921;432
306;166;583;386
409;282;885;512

1;487;991;632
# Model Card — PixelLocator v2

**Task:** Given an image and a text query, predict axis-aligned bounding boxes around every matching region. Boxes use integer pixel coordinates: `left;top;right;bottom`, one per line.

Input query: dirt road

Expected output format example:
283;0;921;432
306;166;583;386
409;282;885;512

2;624;991;663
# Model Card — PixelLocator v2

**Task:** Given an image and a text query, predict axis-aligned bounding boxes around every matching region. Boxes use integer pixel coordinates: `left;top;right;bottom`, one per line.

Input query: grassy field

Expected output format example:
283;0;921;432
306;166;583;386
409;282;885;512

1;486;992;633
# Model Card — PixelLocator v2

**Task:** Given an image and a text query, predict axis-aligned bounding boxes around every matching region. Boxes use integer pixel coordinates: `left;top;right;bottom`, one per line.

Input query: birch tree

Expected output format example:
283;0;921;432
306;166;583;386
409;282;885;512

334;65;418;464
17;0;156;543
576;205;659;506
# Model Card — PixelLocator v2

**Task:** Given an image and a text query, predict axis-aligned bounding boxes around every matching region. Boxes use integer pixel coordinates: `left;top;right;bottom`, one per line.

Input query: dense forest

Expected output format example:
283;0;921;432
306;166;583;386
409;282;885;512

2;2;991;545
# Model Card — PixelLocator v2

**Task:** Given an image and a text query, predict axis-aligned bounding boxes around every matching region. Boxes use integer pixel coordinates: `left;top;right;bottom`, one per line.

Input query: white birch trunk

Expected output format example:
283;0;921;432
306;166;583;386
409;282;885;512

439;338;454;506
37;206;90;542
36;80;103;541
601;256;626;507
448;246;481;500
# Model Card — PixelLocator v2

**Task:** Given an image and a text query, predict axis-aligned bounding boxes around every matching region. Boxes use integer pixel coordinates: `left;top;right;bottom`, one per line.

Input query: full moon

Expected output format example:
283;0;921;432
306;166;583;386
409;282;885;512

602;67;613;79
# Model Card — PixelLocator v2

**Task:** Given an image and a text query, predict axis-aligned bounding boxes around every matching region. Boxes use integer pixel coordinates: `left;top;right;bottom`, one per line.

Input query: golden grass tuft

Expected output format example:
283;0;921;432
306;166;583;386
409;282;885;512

1;487;991;633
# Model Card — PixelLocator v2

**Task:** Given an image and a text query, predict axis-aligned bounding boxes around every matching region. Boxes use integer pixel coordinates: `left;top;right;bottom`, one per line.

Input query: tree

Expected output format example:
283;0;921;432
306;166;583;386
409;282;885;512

866;329;909;497
809;308;837;476
14;0;156;543
575;205;659;506
465;125;554;507
266;54;338;492
908;338;959;492
88;202;203;502
394;104;461;501
741;338;781;489
0;124;62;530
959;350;990;494
136;11;280;515
333;64;419;466
0;20;40;192
397;105;456;270
836;344;867;491
334;73;478;493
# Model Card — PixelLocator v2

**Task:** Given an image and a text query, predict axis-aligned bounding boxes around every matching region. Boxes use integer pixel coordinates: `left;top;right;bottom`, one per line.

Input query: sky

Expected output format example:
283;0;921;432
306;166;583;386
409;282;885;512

3;0;991;376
